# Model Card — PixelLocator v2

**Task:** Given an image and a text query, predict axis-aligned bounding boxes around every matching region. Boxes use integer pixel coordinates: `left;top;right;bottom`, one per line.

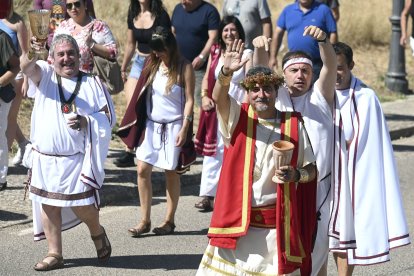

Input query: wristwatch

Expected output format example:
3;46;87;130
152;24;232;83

317;36;327;43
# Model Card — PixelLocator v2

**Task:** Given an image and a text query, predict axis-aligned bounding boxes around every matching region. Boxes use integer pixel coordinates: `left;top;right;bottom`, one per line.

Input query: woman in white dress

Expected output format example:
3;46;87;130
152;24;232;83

127;26;195;236
194;16;253;211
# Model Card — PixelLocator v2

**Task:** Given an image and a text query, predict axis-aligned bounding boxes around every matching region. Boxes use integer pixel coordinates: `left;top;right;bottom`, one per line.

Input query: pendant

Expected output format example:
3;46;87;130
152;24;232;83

61;103;71;113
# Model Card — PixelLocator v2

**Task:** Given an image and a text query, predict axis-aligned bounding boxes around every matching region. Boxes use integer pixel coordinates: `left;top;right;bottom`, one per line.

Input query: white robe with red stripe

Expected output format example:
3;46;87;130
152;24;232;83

28;61;115;241
329;76;410;265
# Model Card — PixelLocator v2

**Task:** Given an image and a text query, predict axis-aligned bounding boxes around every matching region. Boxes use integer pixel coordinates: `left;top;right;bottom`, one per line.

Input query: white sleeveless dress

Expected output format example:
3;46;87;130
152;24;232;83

136;69;184;170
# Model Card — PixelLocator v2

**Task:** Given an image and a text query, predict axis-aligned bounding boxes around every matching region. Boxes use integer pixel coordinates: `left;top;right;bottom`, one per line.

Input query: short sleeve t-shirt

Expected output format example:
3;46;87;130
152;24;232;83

222;0;271;50
127;9;171;54
172;1;220;62
277;1;336;61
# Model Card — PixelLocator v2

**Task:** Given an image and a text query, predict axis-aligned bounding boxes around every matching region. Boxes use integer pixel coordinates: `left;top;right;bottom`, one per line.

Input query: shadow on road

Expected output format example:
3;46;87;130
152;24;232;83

64;253;203;270
0;210;28;221
393;144;414;152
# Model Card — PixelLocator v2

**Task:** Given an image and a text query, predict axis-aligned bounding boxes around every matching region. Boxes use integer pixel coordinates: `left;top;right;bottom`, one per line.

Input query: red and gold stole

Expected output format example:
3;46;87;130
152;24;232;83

277;112;317;275
207;103;255;249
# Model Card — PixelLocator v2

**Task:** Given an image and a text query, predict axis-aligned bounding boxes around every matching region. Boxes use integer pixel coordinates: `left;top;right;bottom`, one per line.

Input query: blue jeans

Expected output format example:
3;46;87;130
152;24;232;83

129;53;146;79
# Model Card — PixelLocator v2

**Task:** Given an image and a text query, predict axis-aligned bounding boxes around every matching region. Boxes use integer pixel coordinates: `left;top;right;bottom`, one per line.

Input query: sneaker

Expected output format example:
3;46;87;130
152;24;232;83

113;152;135;167
0;182;7;191
12;145;26;166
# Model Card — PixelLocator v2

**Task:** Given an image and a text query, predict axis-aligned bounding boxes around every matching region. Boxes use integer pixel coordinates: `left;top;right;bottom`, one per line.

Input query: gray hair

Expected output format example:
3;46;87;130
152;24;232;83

50;34;80;57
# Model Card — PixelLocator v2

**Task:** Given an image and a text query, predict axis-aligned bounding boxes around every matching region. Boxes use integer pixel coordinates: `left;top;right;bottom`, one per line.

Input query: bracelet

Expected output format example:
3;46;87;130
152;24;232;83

90;42;96;49
298;168;310;183
218;66;232;86
198;54;205;62
317;35;327;43
184;115;193;122
201;89;208;98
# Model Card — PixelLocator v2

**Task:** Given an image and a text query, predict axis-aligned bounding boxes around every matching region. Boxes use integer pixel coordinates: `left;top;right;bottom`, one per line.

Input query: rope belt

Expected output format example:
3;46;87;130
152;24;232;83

148;117;181;159
250;205;277;228
30;186;95;200
33;148;81;157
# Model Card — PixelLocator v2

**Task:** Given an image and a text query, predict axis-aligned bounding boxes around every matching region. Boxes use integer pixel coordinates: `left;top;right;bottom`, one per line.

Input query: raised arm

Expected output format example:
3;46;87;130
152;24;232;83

303;26;337;108
252;35;272;67
213;40;248;125
20;53;42;86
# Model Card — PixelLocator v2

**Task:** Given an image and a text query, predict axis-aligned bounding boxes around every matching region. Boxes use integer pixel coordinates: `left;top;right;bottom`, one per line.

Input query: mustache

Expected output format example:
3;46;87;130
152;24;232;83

255;98;269;103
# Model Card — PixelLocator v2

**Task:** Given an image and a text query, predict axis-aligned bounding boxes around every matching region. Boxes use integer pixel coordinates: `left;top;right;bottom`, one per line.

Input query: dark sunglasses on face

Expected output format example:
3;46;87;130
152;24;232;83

66;1;81;10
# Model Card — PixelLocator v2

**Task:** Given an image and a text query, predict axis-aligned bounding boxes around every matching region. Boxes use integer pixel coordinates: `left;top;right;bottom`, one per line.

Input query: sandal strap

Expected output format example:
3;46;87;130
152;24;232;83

46;253;63;261
91;226;111;260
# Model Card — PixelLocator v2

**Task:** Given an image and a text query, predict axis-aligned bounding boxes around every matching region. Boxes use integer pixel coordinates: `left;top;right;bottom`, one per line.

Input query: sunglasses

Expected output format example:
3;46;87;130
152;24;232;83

66;1;81;10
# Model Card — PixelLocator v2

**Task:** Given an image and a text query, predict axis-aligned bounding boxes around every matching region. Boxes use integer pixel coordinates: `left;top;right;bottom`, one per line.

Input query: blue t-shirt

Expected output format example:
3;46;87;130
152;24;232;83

277;1;336;62
172;2;220;63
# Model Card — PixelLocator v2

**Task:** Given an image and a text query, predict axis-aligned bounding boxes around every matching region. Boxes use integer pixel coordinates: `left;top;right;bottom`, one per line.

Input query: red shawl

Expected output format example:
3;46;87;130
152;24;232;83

116;57;152;149
194;43;221;156
207;104;316;275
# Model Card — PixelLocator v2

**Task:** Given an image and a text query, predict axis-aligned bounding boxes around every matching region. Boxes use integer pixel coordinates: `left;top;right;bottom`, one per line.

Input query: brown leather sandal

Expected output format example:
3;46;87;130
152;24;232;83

128;221;151;237
152;221;176;235
91;226;112;262
194;196;214;211
33;253;64;271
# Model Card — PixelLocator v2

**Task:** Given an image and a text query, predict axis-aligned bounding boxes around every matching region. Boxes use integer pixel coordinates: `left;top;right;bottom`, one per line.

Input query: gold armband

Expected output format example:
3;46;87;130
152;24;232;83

298;168;310;183
218;66;232;86
201;89;208;98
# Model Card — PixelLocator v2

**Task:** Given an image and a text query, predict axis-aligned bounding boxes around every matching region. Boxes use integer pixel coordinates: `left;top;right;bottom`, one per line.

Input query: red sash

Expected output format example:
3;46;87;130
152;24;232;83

277;113;317;275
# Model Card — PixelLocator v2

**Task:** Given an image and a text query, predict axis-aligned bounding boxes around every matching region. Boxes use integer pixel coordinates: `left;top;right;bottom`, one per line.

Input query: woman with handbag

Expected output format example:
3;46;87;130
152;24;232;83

114;0;171;168
194;16;252;211
121;26;194;237
51;0;118;74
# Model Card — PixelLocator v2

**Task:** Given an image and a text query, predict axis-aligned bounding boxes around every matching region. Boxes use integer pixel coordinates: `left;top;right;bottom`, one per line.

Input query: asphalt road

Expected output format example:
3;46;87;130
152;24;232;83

0;136;413;276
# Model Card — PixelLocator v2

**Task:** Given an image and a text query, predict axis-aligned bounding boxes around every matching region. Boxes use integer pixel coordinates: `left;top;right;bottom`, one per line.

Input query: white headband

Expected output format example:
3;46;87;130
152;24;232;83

282;57;313;71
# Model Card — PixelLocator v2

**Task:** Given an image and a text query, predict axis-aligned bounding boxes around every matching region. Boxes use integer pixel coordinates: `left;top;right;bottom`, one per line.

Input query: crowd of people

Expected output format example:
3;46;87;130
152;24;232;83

0;0;411;275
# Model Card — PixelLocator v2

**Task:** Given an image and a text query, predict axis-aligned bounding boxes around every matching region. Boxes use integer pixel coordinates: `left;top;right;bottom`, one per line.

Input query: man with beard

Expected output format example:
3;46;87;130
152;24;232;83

197;37;318;275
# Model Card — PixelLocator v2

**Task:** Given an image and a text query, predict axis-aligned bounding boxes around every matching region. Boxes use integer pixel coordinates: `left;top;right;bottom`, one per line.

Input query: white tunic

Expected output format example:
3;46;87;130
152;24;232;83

197;98;315;275
136;69;184;170
276;83;333;275
330;76;410;265
28;61;115;241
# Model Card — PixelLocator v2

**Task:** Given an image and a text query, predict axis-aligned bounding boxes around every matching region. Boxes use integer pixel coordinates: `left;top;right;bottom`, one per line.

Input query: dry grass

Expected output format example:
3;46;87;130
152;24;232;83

13;0;414;149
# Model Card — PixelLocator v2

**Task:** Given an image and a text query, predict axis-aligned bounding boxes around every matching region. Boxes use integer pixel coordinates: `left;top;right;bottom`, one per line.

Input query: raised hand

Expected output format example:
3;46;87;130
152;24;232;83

303;25;327;42
222;39;249;75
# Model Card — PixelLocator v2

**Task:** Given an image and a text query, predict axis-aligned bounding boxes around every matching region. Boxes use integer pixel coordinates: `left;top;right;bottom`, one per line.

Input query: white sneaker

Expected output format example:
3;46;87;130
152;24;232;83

12;145;26;166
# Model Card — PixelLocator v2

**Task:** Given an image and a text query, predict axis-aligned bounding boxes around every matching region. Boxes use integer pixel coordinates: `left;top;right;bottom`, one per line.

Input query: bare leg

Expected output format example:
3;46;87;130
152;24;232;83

71;204;102;236
71;204;109;258
34;204;62;268
15;124;28;145
164;170;181;224
136;160;153;224
124;77;138;107
6;79;23;149
334;252;354;276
